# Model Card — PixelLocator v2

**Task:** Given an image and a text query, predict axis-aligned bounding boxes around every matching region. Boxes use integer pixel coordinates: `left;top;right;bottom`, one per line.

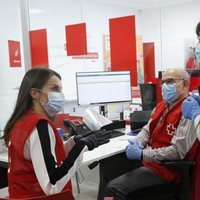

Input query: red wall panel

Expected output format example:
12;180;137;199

30;29;49;68
189;77;200;91
65;23;87;56
109;15;137;86
143;42;155;82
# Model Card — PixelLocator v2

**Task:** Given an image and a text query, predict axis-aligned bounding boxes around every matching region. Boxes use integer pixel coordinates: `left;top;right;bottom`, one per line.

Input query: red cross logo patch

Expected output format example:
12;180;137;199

166;124;176;136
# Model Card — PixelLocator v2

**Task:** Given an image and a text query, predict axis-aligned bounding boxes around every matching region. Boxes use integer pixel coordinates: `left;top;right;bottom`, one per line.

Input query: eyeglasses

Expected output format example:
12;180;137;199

161;78;184;85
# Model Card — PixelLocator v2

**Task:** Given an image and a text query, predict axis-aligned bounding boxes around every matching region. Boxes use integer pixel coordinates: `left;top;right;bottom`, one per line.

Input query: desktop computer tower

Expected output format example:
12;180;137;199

139;83;157;111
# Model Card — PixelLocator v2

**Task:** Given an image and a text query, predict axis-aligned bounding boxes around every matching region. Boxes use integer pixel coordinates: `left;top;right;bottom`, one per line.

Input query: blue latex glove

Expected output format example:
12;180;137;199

125;140;143;160
192;94;200;104
182;96;200;122
128;139;138;145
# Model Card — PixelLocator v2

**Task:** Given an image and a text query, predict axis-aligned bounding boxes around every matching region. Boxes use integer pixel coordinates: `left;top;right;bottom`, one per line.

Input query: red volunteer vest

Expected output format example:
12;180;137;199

142;100;200;183
8;109;72;199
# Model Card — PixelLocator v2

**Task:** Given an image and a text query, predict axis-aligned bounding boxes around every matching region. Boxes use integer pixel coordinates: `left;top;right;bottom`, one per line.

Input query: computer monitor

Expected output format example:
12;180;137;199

76;71;132;106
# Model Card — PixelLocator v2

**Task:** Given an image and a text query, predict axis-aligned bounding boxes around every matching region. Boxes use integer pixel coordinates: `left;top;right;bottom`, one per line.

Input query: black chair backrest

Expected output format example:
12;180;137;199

130;110;152;131
139;83;157;111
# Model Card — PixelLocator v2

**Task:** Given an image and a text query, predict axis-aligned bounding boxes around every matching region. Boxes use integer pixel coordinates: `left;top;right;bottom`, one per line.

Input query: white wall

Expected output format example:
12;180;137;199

0;0;25;132
0;0;199;129
28;0;139;100
140;1;200;72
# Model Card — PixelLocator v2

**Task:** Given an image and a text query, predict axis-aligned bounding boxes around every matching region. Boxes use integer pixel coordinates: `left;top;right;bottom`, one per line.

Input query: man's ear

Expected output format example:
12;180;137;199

30;88;39;100
183;80;190;88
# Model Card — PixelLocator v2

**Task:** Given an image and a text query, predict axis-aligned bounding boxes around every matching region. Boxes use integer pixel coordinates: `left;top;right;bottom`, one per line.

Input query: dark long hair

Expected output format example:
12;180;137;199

2;68;61;146
196;22;200;37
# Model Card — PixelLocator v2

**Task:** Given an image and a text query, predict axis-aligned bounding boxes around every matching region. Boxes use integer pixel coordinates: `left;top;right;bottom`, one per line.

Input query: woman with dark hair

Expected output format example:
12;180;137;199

2;67;109;199
196;22;200;37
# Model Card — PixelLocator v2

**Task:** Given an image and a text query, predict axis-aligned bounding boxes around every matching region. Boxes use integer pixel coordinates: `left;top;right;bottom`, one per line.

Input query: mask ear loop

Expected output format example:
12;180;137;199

175;80;188;99
32;88;47;105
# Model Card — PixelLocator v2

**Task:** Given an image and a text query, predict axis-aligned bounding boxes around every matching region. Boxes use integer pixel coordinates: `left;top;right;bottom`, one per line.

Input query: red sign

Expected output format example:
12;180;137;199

72;52;98;59
30;29;49;68
109;15;137;86
8;40;21;67
65;23;87;56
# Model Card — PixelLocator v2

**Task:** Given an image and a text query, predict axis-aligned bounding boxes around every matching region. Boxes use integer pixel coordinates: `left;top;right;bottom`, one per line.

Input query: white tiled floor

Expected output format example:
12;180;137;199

0;187;8;198
72;179;98;200
72;166;99;200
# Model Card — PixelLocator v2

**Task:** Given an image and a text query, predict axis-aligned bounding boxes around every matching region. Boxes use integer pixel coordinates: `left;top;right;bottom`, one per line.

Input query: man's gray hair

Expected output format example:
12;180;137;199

165;68;190;80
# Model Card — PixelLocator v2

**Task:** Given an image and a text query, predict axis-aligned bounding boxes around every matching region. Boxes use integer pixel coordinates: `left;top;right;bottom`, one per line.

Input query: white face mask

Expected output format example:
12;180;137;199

42;92;65;116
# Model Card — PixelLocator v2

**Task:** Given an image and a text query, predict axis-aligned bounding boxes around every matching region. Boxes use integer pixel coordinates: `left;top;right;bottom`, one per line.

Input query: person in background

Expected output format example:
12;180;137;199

195;22;200;68
182;94;200;138
98;68;199;200
2;68;110;199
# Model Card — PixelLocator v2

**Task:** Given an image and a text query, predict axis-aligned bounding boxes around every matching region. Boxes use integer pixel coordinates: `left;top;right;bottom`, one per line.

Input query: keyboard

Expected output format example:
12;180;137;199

63;129;125;141
107;130;125;139
94;129;125;139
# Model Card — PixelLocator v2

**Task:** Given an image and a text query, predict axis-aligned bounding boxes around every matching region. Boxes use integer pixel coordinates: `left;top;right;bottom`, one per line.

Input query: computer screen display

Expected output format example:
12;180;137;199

76;71;132;106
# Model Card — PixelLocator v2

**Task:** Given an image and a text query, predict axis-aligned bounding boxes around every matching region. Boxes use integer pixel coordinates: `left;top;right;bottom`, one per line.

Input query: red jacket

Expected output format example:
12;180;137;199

8;109;71;199
142;100;199;183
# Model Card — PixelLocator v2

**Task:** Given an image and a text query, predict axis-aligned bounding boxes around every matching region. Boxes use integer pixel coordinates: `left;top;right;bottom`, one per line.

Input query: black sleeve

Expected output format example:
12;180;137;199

36;120;85;185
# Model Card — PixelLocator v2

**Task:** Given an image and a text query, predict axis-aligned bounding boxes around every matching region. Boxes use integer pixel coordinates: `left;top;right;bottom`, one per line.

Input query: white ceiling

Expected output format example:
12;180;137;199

91;0;198;10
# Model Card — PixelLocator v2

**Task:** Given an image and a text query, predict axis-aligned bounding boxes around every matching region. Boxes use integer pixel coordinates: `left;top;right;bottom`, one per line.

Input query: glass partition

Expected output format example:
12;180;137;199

0;0;25;131
0;0;199;133
27;0;161;99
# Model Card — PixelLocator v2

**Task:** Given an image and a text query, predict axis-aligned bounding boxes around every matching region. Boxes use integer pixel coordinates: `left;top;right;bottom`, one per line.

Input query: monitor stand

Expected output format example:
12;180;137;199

100;104;124;120
99;105;106;116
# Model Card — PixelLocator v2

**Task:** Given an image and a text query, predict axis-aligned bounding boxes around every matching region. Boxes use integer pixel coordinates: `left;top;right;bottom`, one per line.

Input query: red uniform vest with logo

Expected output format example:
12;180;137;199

142;100;199;183
8;109;72;199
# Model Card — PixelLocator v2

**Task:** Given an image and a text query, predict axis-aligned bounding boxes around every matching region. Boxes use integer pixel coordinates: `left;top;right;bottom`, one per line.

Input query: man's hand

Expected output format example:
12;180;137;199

125;140;143;160
74;131;110;151
182;96;200;122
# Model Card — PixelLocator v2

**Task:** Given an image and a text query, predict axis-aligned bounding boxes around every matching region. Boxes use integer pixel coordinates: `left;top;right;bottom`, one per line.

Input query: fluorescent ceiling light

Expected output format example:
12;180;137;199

29;9;50;14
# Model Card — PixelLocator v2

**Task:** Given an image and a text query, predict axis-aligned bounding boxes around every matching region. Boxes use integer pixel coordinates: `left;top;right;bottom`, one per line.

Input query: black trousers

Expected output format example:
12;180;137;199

97;152;168;200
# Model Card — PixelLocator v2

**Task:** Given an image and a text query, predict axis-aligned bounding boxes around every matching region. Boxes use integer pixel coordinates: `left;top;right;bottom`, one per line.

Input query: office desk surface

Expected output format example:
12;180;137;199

82;134;135;165
0;126;135;167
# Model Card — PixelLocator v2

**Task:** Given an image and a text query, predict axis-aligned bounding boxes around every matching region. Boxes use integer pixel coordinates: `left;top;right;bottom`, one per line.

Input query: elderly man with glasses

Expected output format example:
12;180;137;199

99;68;199;200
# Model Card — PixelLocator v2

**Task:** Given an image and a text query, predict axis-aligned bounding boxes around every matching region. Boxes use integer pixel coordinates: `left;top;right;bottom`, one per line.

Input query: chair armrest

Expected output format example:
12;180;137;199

162;160;195;200
162;160;195;168
161;160;195;178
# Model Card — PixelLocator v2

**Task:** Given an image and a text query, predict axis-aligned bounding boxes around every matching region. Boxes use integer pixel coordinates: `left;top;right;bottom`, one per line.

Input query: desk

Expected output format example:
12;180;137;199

82;133;134;166
82;125;133;165
0;126;134;167
0;126;135;189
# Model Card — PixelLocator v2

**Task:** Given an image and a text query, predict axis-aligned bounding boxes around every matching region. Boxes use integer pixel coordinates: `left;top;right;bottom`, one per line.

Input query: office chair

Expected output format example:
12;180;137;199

130;110;152;131
127;142;200;200
0;189;74;200
139;83;157;111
